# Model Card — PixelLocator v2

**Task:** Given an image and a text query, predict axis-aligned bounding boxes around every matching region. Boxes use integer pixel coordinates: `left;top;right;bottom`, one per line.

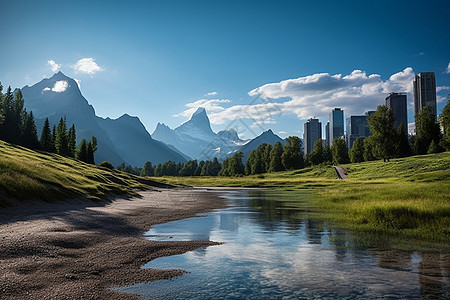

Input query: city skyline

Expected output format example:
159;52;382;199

0;0;449;139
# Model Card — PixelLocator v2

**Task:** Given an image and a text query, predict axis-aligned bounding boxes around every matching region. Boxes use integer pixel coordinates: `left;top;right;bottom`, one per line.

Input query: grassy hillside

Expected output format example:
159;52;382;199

153;152;450;250
0;141;157;207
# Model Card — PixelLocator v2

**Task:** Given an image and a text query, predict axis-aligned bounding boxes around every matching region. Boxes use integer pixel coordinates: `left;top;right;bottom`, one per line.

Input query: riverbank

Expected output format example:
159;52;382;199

0;189;226;299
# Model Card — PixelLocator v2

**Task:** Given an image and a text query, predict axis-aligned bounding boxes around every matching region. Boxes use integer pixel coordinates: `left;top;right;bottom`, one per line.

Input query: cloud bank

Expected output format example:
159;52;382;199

42;80;69;93
72;58;103;75
178;68;419;128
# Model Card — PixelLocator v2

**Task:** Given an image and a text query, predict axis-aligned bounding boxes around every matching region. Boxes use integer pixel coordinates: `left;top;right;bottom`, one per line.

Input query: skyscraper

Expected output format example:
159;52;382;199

329;108;344;146
346;112;373;150
325;121;330;147
303;118;322;154
386;92;407;135
413;72;437;119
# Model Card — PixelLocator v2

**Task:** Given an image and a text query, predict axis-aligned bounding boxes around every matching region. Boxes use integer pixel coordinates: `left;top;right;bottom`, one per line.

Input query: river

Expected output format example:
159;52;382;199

116;189;449;299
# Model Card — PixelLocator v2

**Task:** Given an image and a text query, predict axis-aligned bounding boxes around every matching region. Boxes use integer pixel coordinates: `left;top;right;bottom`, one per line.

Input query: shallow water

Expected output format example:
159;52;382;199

118;189;449;299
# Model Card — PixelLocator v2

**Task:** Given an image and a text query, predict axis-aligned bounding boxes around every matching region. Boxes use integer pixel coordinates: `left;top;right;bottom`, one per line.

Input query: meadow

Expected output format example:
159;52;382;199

155;152;450;250
0;141;153;206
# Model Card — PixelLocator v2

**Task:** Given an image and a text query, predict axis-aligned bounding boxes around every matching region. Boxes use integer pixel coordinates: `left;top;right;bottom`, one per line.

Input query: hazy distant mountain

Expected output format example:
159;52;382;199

238;129;286;162
152;107;248;161
20;72;186;166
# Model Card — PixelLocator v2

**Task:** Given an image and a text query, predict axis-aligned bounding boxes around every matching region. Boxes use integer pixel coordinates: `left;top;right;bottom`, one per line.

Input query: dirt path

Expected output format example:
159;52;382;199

0;189;226;299
333;166;348;179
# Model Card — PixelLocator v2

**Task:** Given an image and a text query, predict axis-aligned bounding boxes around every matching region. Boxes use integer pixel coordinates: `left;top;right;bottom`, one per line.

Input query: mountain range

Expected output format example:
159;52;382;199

18;72;286;166
20;72;187;166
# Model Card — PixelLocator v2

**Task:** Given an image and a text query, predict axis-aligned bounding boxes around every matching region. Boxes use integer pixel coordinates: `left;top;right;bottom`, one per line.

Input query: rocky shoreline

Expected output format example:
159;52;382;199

0;189;226;299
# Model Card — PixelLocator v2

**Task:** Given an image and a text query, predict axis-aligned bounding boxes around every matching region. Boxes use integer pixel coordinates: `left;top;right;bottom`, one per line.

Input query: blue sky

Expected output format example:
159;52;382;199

1;0;449;139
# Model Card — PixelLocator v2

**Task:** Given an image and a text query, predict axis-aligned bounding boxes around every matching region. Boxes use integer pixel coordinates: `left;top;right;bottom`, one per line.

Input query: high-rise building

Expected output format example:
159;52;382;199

329;108;344;145
325;121;330;147
386;92;407;135
413;72;437;119
346;112;373;150
303;118;322;154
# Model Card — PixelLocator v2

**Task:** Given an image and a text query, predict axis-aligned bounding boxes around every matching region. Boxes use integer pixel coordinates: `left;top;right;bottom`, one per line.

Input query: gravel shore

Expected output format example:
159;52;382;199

0;189;226;299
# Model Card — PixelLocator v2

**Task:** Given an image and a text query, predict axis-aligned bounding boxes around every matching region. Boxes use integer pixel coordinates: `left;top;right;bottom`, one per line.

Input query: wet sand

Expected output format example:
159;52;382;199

0;189;226;299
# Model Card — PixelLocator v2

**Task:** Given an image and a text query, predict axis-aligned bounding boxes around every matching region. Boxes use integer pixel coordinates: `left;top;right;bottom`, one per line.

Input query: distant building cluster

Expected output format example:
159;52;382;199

303;72;438;153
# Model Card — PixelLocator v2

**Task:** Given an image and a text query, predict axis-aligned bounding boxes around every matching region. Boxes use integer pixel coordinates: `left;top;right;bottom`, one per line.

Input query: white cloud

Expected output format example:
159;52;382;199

205;91;218;96
47;60;61;72
72;57;103;75
447;62;450;74
42;80;69;93
176;68;418;130
277;131;287;135
175;99;231;119
408;122;415;135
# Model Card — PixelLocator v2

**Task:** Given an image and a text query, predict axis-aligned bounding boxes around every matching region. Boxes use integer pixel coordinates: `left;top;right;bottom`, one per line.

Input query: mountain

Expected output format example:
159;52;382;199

238;129;286;162
152;107;248;161
20;72;186;166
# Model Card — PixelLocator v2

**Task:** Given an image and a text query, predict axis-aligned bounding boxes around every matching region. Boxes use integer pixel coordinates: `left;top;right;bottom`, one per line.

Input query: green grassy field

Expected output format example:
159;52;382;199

0;141;155;206
153;152;450;250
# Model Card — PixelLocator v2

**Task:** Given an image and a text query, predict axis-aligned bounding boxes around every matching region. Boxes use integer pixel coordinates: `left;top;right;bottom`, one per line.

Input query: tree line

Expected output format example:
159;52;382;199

0;84;97;164
117;101;450;177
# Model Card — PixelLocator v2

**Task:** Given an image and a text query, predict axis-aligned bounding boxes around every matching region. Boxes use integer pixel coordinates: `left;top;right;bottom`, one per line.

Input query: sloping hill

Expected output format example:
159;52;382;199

0;141;163;207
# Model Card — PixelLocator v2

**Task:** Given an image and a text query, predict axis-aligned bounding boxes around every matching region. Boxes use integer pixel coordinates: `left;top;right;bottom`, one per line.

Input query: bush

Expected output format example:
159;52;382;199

98;161;114;170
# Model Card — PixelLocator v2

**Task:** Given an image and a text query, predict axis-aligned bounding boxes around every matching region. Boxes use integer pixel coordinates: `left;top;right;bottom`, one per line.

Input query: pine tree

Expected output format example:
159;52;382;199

349;137;364;163
195;161;205;176
21;111;40;149
67;125;76;158
76;139;88;162
55;118;68;156
52;125;57;151
40;118;54;152
269;141;284;172
154;163;162;176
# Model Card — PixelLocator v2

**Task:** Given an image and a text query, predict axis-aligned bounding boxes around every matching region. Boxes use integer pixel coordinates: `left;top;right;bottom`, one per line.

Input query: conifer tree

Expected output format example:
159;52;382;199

76;139;88;162
67;125;76;158
22;111;40;149
55;118;68;156
40;118;54;152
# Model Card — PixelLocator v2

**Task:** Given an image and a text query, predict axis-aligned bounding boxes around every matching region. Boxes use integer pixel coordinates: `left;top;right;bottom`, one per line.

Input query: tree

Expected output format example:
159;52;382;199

154;163;162;176
269;141;284;172
439;100;450;150
323;145;332;163
281;136;304;170
76;139;88;162
98;161;114;170
55;118;68;156
395;123;411;158
349;137;364;163
414;106;442;155
246;149;263;175
331;138;349;164
87;141;95;164
67;125;76;158
141;161;154;176
363;137;376;161
367;105;396;162
427;140;439;154
309;139;324;165
263;144;272;172
195;161;205;176
21;111;40;149
219;152;244;176
179;160;198;176
40;118;54;152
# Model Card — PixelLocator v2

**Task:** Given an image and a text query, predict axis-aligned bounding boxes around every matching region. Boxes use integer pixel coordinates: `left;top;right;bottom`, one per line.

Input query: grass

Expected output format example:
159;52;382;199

0;141;155;206
150;152;450;251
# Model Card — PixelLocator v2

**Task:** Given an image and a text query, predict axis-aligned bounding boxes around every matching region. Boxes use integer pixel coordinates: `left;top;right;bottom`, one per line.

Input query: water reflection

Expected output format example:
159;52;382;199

117;189;449;299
